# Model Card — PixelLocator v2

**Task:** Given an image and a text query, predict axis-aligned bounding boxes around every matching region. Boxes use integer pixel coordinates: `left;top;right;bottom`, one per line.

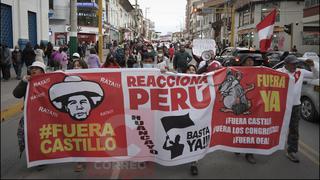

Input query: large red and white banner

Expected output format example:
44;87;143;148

25;67;295;167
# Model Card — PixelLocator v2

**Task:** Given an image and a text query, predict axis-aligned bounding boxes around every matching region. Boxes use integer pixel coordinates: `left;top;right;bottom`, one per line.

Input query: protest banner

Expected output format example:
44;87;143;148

25;67;295;167
192;38;216;57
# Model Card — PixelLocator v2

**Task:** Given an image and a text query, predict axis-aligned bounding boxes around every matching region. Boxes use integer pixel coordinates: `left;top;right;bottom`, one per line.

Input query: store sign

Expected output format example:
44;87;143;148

66;26;82;32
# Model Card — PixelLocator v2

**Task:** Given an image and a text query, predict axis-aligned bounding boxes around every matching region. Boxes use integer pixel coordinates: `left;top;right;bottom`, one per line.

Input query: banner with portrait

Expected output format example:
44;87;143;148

25;67;295;167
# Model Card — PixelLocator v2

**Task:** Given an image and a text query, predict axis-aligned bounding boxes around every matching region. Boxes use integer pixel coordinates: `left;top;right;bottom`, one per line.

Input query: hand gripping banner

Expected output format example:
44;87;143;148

24;67;295;167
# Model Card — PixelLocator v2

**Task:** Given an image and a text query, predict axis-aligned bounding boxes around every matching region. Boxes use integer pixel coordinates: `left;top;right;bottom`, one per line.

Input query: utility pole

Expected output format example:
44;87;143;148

135;0;138;39
230;5;235;47
223;2;227;48
98;0;103;62
70;0;77;58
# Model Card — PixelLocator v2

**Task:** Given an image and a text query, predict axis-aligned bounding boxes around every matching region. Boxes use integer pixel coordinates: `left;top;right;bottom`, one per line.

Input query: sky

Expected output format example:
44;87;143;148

129;0;187;35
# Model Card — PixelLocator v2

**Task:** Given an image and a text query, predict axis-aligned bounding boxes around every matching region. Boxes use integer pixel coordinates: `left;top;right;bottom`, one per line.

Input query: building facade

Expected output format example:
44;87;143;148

49;0;108;46
234;0;305;52
186;0;318;54
301;0;319;53
1;0;49;48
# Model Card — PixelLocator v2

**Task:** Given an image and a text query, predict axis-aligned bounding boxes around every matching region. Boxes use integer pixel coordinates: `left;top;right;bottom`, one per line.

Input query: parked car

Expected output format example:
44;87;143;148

272;58;319;122
265;51;285;67
216;47;267;66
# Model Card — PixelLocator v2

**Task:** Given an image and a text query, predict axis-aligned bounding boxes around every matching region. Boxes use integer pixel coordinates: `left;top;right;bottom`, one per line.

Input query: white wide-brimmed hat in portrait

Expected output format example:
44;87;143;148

49;76;104;121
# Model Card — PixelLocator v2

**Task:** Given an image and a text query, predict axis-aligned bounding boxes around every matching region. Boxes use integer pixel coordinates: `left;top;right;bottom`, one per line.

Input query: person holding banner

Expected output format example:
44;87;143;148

277;55;318;163
233;55;257;164
13;61;47;170
185;64;200;176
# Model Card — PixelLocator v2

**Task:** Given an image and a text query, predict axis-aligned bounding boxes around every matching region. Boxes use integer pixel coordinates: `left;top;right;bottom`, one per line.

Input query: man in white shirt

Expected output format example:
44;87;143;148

277;55;318;163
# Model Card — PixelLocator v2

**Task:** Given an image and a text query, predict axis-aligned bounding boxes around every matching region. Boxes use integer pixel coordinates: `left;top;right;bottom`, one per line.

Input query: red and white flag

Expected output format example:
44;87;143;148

256;9;277;52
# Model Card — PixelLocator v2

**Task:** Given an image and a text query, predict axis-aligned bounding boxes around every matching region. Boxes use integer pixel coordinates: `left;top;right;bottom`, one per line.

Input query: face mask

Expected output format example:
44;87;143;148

143;63;154;68
158;53;163;58
147;49;152;53
15;49;19;51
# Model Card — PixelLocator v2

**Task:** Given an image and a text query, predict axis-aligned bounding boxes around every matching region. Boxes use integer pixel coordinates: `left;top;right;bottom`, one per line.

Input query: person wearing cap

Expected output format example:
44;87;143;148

277;55;318;163
13;61;46;170
71;53;88;69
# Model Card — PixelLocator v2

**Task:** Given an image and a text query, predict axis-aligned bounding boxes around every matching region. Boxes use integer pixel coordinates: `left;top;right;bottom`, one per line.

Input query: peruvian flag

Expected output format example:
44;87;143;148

256;9;277;52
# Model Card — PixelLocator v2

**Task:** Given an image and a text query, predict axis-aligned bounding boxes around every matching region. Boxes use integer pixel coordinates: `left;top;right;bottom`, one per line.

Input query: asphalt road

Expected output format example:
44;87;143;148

1;50;319;179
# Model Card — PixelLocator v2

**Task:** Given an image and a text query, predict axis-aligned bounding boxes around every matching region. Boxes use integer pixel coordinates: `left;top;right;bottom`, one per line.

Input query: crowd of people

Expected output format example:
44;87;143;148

2;37;317;176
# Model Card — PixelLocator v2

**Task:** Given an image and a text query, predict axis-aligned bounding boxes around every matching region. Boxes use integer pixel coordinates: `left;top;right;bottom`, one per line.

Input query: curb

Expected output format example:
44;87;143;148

1;101;23;122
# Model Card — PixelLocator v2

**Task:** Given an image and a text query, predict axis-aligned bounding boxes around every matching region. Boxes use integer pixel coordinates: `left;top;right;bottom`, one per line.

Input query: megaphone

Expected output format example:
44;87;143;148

201;50;212;61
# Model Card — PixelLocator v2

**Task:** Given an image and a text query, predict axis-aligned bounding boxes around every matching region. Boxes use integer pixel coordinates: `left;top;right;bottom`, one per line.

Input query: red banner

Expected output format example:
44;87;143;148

25;67;295;167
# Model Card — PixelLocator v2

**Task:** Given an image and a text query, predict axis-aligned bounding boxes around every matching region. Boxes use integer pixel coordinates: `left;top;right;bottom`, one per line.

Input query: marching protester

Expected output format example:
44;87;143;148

60;46;69;71
13;61;47;171
233;55;257;164
173;44;192;73
69;53;88;172
22;42;36;67
12;45;23;80
186;63;199;176
34;44;45;63
155;49;169;70
277;55;318;163
1;43;12;81
141;52;155;68
71;53;88;69
196;50;221;74
169;44;175;62
124;47;136;68
45;42;54;67
86;48;101;68
51;46;62;71
101;53;120;68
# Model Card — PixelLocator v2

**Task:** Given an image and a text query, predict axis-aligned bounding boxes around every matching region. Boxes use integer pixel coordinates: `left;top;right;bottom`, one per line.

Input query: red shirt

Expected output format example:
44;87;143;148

169;48;175;58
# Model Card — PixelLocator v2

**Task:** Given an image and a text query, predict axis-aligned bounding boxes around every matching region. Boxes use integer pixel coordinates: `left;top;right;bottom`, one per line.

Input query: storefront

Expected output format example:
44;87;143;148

78;33;96;44
55;32;67;46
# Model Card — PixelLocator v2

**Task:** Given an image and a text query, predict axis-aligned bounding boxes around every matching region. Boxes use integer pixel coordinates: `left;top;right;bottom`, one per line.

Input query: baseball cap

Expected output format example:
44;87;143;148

72;53;80;58
284;55;298;64
30;61;46;72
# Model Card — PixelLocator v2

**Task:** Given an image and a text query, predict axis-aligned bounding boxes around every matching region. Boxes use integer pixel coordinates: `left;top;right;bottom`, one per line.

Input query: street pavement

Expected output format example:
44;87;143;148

1;49;319;179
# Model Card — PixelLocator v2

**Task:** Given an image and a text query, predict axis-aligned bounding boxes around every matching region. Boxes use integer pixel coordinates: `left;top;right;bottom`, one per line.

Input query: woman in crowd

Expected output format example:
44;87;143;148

86;48;101;68
101;53;120;68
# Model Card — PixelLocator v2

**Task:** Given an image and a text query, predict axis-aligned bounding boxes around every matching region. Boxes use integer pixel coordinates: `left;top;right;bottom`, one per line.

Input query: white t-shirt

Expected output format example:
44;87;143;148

156;61;168;70
277;66;318;105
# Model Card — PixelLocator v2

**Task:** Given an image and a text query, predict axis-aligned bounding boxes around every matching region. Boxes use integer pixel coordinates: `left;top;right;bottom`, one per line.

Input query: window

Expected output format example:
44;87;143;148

49;0;53;10
303;26;320;45
238;5;254;27
261;2;280;22
78;9;98;27
305;0;320;8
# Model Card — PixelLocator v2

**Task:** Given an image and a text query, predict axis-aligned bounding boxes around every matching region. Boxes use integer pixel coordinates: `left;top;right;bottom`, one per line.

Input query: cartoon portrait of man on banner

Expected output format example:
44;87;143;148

49;76;104;121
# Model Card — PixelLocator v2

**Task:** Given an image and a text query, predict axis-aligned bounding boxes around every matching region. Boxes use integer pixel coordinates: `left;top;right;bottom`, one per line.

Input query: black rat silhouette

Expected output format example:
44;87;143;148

218;68;254;115
49;76;104;121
